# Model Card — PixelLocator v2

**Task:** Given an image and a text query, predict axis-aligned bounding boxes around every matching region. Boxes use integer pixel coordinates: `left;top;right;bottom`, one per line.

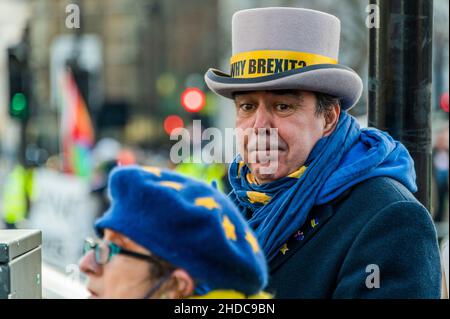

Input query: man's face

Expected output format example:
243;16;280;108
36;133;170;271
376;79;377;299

234;90;337;184
79;229;154;299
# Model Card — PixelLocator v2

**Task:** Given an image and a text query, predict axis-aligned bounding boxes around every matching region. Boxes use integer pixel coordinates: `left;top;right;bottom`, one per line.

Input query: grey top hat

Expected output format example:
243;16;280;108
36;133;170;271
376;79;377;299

204;7;363;110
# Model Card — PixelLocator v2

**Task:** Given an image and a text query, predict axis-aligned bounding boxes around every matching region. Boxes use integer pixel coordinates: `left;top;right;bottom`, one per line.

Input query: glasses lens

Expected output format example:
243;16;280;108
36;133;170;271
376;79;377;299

95;242;111;265
83;239;95;255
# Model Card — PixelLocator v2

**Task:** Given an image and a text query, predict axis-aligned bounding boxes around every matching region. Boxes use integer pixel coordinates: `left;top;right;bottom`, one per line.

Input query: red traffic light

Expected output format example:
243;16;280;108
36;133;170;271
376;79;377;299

181;87;205;112
164;115;184;135
440;92;449;113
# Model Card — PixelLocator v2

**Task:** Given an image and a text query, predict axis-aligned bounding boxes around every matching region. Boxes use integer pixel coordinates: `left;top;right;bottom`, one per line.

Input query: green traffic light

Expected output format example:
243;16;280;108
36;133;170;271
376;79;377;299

11;92;27;116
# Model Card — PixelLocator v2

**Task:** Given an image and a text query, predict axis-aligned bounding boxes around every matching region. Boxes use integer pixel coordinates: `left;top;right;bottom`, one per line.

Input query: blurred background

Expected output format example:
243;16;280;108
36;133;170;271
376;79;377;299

0;0;448;298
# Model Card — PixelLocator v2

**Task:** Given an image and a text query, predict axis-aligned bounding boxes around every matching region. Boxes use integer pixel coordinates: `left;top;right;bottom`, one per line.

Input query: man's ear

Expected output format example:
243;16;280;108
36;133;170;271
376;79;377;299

323;104;340;137
164;269;194;299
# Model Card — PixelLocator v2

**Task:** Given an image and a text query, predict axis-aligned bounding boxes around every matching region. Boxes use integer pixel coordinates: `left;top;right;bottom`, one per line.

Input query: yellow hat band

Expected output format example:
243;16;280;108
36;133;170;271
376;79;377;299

230;50;338;79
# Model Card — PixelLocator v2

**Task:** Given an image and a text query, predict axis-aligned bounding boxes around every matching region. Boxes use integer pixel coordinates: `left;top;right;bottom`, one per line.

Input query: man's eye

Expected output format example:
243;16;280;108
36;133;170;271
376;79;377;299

240;104;255;112
275;104;291;111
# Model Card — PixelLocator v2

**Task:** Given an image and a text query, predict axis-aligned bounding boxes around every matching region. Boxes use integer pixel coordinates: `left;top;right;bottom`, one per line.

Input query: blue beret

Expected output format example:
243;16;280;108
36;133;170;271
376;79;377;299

95;165;268;295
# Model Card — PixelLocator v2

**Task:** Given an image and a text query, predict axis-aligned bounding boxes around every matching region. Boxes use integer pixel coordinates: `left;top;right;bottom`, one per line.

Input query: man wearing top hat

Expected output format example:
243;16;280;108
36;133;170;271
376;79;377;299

205;7;441;298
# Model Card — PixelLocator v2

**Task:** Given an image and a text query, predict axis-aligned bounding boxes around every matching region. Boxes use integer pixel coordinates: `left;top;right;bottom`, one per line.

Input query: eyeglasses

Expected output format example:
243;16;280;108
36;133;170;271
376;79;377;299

83;237;160;265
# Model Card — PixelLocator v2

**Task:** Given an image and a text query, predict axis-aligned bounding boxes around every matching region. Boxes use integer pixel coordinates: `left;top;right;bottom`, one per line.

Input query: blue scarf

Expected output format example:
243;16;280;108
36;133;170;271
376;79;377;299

228;112;417;262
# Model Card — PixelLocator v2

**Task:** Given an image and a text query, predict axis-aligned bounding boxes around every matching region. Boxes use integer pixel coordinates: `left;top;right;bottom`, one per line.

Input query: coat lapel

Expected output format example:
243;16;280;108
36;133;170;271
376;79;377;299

268;188;353;273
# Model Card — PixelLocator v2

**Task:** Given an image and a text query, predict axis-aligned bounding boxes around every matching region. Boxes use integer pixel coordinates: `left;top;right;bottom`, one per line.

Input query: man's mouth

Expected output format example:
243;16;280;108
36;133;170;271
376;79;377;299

246;139;287;153
248;143;287;151
249;148;284;154
248;146;287;154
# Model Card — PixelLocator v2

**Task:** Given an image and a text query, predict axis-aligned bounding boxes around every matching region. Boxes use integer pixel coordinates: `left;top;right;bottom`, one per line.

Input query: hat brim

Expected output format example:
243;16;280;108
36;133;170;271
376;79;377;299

205;64;363;111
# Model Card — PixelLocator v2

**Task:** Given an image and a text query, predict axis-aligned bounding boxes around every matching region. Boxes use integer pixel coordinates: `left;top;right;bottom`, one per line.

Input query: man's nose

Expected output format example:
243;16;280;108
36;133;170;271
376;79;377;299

253;106;272;133
79;250;102;276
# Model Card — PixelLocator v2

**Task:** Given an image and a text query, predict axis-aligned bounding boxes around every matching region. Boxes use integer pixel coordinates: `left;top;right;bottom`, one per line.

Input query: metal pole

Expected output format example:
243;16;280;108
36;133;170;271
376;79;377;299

368;0;433;211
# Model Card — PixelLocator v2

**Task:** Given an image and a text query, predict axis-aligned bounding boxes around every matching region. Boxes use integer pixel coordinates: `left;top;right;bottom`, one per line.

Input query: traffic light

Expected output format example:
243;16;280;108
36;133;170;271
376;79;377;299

163;114;184;135
440;92;449;113
7;45;30;120
180;87;205;112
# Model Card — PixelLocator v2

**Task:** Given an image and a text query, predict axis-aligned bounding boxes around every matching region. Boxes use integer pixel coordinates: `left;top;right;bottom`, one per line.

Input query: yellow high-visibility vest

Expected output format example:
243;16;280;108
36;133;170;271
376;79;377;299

2;165;34;224
175;161;227;193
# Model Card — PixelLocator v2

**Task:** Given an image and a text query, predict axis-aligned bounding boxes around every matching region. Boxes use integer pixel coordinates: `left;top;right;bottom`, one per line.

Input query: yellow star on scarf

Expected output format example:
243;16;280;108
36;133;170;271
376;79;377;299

280;243;289;255
311;218;319;228
245;230;260;253
159;181;183;191
287;166;307;179
195;197;221;210
142;166;162;177
247;191;272;205
222;216;237;241
246;173;258;184
237;161;245;178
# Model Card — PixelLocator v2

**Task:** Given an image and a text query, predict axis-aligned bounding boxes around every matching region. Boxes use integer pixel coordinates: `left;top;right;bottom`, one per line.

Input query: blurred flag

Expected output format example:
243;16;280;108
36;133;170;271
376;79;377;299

58;67;95;178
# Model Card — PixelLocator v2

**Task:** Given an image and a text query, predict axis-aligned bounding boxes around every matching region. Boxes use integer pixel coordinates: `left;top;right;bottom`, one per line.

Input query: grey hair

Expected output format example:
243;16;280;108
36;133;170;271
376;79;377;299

314;92;341;116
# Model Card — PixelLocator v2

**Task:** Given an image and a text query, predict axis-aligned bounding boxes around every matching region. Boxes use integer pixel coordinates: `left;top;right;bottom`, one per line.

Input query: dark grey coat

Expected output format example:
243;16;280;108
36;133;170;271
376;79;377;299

267;177;441;298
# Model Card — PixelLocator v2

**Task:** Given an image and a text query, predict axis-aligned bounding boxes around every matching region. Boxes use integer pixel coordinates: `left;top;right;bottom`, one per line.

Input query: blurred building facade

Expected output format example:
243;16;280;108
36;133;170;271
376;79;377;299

26;0;219;154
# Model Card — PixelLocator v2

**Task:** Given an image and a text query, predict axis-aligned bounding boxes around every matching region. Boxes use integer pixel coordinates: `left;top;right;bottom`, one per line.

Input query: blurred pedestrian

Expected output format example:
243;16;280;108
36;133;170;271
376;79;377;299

90;139;137;218
79;165;269;299
1;164;35;229
205;7;441;298
90;159;117;218
432;127;449;222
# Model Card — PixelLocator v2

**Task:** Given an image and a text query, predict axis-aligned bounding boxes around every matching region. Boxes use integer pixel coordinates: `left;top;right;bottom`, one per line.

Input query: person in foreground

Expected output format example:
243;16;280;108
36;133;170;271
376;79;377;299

79;165;269;299
205;7;441;298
